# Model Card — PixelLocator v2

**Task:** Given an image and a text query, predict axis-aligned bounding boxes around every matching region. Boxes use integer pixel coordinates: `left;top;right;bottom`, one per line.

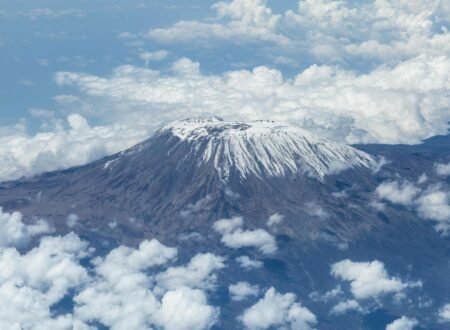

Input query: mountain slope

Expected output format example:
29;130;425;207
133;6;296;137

0;119;449;329
0;118;381;243
157;117;376;180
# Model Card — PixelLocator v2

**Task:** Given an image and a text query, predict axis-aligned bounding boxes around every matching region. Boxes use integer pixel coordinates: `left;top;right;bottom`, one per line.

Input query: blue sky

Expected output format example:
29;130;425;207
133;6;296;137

0;0;207;126
0;0;449;181
0;0;301;128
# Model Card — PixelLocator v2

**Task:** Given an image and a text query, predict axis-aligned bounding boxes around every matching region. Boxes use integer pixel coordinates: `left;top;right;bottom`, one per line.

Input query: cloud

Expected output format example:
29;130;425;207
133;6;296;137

0;218;221;330
213;217;277;254
144;0;450;71
54;54;450;147
235;256;263;270
93;239;178;280
416;187;450;233
309;285;343;303
304;202;330;219
139;50;169;66
373;179;450;234
439;304;450;323
0;113;149;182
331;260;420;300
66;213;79;228
74;239;176;329
147;0;289;46
240;287;317;330
155;253;225;291
75;241;220;330
0;208;52;248
180;195;213;219
229;282;259;301
284;0;450;65
156;287;219;330
0;2;449;184
0;233;91;329
375;181;421;206
385;316;418;330
330;299;364;315
267;213;284;227
435;162;450;176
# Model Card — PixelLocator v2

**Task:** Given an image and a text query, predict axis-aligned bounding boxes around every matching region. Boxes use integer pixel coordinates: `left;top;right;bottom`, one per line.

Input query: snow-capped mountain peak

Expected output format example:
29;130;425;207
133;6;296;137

158;117;376;180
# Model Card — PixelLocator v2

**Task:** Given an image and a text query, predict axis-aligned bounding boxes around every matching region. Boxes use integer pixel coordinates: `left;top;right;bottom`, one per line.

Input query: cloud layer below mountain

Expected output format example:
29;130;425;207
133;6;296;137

0;0;448;182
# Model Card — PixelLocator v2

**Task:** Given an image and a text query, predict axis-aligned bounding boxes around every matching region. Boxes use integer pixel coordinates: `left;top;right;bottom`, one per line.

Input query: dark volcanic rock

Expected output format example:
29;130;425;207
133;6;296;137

0;118;449;329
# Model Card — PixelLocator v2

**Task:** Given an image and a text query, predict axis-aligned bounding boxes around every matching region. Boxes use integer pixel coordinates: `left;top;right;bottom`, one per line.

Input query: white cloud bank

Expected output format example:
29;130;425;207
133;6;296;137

0;233;91;330
0;113;148;182
146;0;450;67
213;217;277;254
0;0;448;183
0;209;222;330
54;54;450;147
240;287;317;330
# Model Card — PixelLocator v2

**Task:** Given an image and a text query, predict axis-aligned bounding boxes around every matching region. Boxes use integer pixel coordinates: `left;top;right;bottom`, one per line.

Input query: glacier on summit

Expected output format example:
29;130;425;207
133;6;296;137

158;117;376;180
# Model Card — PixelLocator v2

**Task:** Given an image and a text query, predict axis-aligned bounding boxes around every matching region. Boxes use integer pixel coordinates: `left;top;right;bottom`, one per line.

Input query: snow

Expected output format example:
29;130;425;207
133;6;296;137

159;117;376;180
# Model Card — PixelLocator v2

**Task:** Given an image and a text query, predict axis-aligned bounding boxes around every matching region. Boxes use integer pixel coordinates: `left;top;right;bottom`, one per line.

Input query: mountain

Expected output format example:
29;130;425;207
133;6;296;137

0;117;379;244
0;118;449;329
158;117;375;180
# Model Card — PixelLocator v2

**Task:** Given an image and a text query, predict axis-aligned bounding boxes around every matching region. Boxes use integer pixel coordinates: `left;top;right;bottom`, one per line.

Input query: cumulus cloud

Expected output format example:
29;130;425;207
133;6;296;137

435;162;450;176
235;256;263;270
75;241;220;330
285;0;450;65
92;239;178;280
156;287;219;330
54;54;450;147
416;187;450;233
439;304;450;323
331;260;420;300
330;299;364;315
146;0;450;70
267;213;283;227
375;181;421;206
0;208;52;248
373;179;450;234
0;114;149;182
385;316;418;330
147;0;289;46
240;287;317;330
156;253;225;291
229;282;259;301
213;217;277;254
0;233;91;329
0;218;222;330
